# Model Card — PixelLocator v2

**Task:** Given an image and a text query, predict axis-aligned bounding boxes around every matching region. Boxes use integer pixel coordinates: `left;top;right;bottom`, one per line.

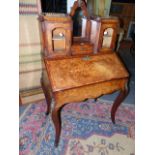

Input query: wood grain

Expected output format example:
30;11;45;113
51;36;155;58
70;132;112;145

71;41;93;55
39;14;72;58
44;53;128;92
54;78;127;109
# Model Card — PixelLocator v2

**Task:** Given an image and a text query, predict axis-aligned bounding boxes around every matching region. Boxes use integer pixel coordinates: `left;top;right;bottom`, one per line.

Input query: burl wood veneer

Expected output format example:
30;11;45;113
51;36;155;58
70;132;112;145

71;41;94;55
39;13;72;58
43;52;129;146
38;0;129;147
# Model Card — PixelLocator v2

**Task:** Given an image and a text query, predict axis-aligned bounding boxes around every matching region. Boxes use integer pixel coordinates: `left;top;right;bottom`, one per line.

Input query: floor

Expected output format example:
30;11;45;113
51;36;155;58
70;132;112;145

19;98;135;155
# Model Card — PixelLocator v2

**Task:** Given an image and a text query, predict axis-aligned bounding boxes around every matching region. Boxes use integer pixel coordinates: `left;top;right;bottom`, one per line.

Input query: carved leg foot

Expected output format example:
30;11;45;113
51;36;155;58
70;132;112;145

46;99;51;115
83;98;88;102
46;112;49;115
94;98;98;102
46;103;51;115
52;106;61;147
111;86;128;124
44;95;51;115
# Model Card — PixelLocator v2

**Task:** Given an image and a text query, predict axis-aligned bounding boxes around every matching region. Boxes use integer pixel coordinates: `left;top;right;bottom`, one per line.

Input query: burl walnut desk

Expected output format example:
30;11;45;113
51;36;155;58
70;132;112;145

38;0;129;147
44;52;129;146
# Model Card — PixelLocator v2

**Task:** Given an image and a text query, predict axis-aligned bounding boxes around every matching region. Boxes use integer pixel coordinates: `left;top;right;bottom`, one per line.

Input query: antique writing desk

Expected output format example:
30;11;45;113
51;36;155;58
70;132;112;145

38;0;129;147
44;52;129;146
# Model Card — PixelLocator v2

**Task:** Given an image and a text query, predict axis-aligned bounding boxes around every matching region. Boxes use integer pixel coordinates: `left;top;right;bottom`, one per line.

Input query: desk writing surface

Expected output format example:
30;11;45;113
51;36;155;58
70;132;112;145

45;53;129;92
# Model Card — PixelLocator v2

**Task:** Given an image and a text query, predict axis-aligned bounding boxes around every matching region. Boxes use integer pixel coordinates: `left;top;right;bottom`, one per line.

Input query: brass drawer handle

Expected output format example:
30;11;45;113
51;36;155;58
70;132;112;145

82;56;91;61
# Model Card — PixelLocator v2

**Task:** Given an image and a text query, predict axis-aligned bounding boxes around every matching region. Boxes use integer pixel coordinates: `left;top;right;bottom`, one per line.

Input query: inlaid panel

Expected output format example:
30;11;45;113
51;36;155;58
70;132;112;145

45;53;129;91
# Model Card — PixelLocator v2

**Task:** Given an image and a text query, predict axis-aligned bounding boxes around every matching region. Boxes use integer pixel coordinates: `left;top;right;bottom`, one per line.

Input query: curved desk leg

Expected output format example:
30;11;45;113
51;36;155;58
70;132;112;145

45;97;51;115
41;78;51;115
94;98;98;102
111;85;128;124
42;86;52;115
52;106;61;147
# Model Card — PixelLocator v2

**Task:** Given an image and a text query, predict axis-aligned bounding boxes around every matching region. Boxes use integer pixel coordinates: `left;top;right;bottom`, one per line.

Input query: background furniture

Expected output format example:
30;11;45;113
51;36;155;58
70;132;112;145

116;28;125;51
110;1;135;38
86;0;112;17
41;0;67;13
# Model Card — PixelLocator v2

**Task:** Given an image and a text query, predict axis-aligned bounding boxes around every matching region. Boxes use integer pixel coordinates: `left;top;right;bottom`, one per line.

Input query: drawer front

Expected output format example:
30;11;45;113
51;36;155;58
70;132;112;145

54;78;128;108
71;43;93;55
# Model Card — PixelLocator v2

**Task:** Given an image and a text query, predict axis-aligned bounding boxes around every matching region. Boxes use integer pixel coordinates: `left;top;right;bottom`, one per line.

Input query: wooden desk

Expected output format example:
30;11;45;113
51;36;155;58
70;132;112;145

44;52;129;146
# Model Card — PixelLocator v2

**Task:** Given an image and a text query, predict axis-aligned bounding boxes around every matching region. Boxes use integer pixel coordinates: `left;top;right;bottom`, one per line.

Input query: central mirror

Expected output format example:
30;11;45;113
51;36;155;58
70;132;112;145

72;7;83;36
69;0;90;39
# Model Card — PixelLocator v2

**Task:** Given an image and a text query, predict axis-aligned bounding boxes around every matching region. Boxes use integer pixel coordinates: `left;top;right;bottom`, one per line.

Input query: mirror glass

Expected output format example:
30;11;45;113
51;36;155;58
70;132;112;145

52;28;66;52
72;7;84;36
102;28;113;48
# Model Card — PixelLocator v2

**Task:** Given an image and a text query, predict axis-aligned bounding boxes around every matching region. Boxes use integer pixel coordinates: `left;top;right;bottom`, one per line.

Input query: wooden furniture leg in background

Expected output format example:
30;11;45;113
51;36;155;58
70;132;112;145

111;84;128;124
116;28;124;51
19;94;22;106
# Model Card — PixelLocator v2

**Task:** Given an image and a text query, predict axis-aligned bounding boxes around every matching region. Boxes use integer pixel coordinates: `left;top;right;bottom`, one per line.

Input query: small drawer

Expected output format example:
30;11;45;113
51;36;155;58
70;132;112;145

71;42;94;55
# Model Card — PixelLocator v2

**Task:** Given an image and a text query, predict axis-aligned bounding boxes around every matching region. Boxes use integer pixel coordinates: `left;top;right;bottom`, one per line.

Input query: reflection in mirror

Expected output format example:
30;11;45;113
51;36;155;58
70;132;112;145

102;28;114;48
52;28;66;52
72;7;83;36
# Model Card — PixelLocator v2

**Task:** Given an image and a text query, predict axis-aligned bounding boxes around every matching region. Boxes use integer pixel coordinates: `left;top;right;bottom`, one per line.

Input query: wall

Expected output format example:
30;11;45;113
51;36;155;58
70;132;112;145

19;0;44;104
104;0;112;16
67;0;75;13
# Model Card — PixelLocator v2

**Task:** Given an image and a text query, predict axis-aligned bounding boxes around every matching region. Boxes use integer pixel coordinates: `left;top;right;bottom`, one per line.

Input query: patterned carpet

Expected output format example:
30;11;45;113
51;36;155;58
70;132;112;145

19;99;135;155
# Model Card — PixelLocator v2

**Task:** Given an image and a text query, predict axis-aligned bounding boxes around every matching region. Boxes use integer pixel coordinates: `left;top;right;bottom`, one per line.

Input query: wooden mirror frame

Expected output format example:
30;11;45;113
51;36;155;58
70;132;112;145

69;0;91;41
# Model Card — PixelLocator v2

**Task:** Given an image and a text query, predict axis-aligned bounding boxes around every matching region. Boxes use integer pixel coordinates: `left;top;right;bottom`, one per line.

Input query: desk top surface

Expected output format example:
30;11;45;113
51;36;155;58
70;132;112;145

45;53;129;92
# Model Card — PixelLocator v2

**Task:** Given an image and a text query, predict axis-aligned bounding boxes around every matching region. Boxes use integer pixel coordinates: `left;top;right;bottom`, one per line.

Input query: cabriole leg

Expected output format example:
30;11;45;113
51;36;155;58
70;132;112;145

41;78;51;115
52;106;61;147
111;84;128;124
